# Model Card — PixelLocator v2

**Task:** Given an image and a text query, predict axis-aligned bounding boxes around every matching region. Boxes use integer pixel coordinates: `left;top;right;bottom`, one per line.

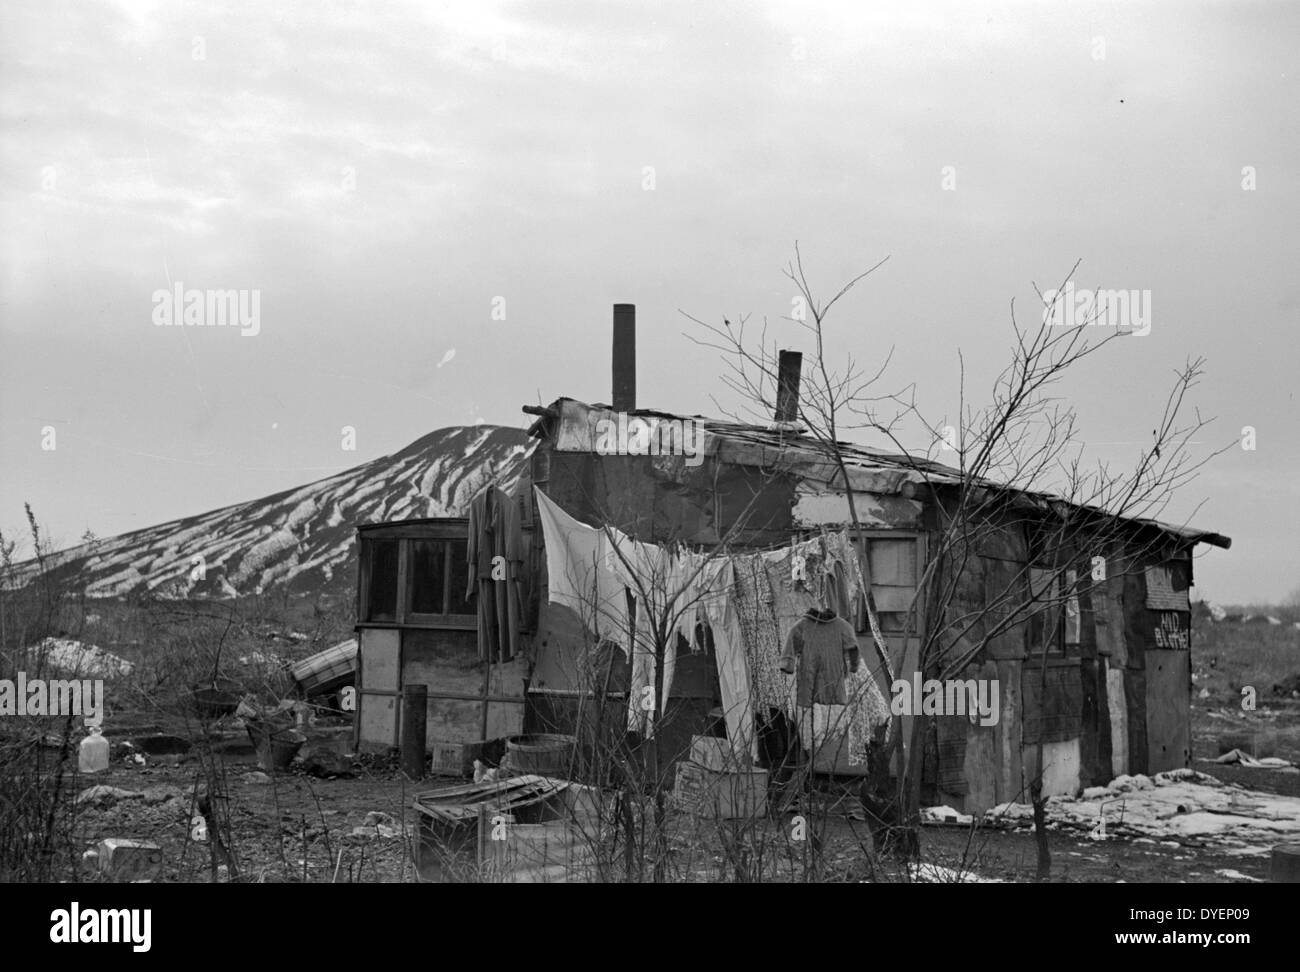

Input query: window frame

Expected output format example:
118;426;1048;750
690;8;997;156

357;519;476;630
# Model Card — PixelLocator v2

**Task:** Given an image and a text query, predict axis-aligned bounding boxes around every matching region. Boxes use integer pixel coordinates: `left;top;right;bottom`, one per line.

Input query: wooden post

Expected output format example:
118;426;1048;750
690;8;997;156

401;683;428;780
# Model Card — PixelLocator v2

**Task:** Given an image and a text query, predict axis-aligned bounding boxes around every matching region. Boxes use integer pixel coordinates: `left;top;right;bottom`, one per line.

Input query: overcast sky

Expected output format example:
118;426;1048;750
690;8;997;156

1;0;1296;604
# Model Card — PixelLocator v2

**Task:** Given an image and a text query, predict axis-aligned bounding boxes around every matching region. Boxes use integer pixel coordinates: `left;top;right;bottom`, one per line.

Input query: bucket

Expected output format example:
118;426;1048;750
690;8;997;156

192;686;239;719
192;676;242;719
502;733;576;778
247;725;306;772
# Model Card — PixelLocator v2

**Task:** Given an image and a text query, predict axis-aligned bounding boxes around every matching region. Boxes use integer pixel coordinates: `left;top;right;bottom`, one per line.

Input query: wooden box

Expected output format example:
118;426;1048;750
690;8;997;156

673;761;768;819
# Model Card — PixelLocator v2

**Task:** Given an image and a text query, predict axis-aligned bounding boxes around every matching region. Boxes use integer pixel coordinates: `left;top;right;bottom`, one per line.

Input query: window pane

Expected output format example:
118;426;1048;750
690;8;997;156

1028;568;1061;652
365;540;400;621
877;611;910;633
410;540;447;615
447;539;475;615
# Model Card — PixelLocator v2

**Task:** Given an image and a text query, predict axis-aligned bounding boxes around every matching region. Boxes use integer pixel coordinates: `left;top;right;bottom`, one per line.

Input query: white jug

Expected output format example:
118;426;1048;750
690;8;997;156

79;726;109;774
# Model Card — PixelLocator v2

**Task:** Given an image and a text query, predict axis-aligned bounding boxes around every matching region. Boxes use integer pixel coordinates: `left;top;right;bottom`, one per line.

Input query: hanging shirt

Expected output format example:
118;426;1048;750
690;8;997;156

780;608;860;707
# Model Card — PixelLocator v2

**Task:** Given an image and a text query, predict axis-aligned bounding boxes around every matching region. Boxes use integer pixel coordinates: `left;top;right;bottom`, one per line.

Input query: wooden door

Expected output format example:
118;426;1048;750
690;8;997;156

1144;649;1190;772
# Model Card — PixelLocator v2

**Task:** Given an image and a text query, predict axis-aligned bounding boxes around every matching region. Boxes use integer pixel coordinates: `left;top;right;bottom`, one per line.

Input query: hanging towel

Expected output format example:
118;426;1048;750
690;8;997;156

533;487;631;645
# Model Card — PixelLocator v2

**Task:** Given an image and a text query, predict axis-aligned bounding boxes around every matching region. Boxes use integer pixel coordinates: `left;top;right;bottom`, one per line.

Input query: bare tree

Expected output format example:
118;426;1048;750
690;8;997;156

690;245;1229;876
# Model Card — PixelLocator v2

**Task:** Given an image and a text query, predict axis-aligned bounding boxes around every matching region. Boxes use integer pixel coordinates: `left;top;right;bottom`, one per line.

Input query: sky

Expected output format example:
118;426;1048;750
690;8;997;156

0;0;1296;604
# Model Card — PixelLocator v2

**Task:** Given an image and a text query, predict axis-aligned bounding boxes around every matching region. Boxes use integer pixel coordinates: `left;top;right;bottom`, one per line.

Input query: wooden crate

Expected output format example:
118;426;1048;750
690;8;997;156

689;735;746;772
412;775;600;881
428;740;485;778
674;761;768;819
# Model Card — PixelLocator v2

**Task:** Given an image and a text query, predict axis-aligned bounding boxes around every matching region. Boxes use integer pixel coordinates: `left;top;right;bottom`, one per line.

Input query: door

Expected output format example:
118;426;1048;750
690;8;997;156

357;628;401;749
1144;649;1190;772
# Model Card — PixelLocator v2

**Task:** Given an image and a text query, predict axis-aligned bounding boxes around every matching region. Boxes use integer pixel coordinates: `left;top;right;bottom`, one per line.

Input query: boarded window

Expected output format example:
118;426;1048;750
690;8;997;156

866;537;920;632
1144;564;1191;612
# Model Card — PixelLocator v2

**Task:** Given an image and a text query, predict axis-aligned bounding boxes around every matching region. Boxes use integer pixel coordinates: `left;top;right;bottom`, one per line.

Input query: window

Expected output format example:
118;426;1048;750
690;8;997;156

863;537;921;634
410;540;448;615
358;523;475;626
364;539;400;622
409;539;475;619
1027;567;1064;655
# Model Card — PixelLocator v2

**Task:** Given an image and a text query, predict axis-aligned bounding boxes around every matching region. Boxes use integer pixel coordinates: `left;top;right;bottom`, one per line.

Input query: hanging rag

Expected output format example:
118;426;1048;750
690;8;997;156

466;485;524;662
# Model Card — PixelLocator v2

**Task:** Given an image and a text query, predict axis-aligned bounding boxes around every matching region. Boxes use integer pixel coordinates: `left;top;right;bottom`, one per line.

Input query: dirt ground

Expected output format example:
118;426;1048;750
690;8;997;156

63;721;1286;884
36;613;1300;883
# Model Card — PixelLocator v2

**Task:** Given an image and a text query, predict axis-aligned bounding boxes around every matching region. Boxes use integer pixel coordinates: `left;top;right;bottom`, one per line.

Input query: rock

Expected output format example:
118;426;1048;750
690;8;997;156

140;785;183;805
77;785;143;807
241;771;272;785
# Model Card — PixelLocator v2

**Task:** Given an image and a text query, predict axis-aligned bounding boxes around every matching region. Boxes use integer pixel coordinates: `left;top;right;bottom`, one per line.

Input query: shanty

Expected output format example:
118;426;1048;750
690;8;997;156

7;0;1300;925
343;304;1239;881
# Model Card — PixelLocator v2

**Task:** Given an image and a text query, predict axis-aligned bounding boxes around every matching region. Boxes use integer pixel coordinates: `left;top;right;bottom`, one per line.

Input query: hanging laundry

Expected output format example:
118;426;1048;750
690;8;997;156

697;558;757;760
533;487;632;645
733;555;792;714
844;665;892;764
535;489;735;739
780;607;860;706
466;485;525;663
795;668;891;767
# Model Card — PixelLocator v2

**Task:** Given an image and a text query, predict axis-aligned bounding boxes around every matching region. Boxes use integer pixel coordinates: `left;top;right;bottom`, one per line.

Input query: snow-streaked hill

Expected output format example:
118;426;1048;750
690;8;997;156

9;425;534;598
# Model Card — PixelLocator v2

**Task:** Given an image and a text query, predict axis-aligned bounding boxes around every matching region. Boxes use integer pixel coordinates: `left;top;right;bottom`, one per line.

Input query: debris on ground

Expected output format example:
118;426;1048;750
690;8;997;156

921;805;974;827
300;749;355;779
1214;868;1264;882
77;785;143;807
92;838;164;881
140;785;184;805
907;862;1004;883
350;810;400;840
31;637;134;678
1208;749;1297;771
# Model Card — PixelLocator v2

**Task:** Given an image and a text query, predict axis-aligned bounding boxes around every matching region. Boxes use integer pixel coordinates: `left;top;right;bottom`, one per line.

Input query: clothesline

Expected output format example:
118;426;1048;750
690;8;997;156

533;487;894;763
